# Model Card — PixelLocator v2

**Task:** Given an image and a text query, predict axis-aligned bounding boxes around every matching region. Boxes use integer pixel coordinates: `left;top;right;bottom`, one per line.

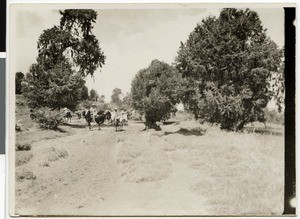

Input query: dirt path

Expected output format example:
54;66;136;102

15;120;284;216
15;121;208;216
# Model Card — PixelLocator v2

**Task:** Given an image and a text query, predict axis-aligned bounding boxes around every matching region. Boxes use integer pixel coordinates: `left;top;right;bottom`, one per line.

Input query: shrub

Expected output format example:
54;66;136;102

16;170;36;181
15;124;22;132
15;143;32;151
31;107;63;130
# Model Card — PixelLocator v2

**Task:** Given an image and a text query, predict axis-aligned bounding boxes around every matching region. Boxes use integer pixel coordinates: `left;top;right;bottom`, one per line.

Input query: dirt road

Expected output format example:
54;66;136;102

15;120;284;216
15;121;208;216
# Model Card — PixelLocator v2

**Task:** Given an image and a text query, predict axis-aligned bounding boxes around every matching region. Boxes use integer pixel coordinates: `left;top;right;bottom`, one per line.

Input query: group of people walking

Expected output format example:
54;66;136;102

63;104;129;131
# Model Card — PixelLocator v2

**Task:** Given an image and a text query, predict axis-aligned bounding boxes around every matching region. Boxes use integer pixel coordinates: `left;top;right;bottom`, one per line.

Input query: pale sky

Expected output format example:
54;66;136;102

11;5;284;102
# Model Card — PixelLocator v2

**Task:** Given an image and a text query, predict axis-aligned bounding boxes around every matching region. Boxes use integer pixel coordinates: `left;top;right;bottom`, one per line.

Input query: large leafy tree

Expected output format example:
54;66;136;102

131;60;182;130
23;9;105;110
37;9;105;77
175;8;284;131
23;60;85;110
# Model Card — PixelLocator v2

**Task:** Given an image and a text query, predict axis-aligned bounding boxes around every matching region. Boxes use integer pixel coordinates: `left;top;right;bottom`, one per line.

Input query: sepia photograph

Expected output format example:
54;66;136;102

8;3;293;216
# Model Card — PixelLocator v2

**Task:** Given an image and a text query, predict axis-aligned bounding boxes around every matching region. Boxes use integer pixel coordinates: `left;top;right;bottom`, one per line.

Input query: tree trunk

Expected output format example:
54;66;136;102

235;121;245;132
144;120;161;131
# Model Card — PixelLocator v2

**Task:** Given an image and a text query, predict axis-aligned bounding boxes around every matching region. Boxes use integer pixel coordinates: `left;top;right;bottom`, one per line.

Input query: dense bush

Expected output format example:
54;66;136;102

31;107;64;130
15;143;32;151
15;124;22;132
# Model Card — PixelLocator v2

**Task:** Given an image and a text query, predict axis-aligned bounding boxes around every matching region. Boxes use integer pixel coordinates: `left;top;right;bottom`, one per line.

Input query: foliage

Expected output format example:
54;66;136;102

15;72;24;94
89;89;99;101
264;109;284;125
37;9;105;77
30;107;64;130
23;60;85;110
15;124;22;132
79;100;94;110
121;92;133;110
111;88;122;107
15;143;32;151
99;95;105;103
80;85;89;100
23;9;105;111
175;8;284;131
131;60;182;129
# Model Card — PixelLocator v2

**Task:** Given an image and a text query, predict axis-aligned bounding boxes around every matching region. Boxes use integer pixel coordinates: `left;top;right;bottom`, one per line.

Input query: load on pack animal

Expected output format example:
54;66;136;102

63;107;72;123
83;109;112;130
114;111;128;131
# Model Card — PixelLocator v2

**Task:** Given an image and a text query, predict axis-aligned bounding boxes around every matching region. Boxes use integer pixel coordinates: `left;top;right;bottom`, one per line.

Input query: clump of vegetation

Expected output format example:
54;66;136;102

31;107;63;130
131;60;182;130
175;8;284;131
15;124;22;132
15;143;32;151
16;170;36;181
16;152;33;166
46;147;68;162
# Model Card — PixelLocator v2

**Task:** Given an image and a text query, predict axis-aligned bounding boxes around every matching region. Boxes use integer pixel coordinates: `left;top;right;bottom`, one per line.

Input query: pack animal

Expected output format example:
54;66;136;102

63;108;72;123
114;112;128;131
94;110;108;130
84;110;93;130
76;112;82;120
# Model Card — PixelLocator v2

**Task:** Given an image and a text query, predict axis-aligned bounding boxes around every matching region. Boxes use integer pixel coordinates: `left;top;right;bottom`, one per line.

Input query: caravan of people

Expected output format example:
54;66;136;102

63;104;131;131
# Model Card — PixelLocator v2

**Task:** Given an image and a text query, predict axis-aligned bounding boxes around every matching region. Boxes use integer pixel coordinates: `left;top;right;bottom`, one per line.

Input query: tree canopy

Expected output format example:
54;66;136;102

37;9;105;77
175;8;284;131
23;60;85;110
131;60;182;129
80;85;89;100
23;9;105;110
89;89;99;101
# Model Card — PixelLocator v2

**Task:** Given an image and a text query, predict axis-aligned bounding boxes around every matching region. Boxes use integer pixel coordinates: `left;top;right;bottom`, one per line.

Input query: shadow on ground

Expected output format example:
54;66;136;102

165;127;206;136
61;123;87;129
62;123;114;129
163;121;180;125
243;126;283;136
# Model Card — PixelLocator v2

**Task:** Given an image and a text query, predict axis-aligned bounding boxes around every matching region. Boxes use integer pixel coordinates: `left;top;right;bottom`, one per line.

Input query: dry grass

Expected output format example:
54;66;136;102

116;119;284;215
117;133;172;183
161;120;284;215
16;152;33;167
14;103;284;215
36;147;69;167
